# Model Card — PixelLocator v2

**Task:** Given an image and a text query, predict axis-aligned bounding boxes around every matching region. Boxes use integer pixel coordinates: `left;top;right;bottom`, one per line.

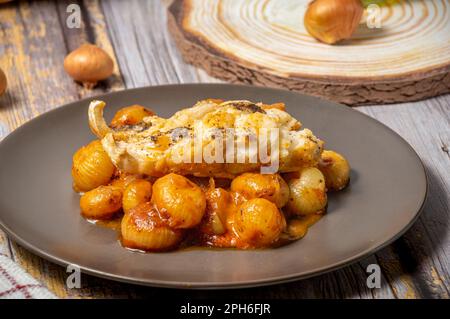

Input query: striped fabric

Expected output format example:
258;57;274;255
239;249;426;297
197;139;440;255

0;254;56;299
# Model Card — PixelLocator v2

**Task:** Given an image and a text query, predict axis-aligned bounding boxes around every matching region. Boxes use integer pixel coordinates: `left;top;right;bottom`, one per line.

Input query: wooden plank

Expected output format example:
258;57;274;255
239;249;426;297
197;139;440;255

100;0;397;299
101;0;200;87
0;0;126;298
167;0;450;106
356;95;450;299
0;1;75;127
0;0;448;299
54;0;124;97
102;0;450;299
0;2;79;296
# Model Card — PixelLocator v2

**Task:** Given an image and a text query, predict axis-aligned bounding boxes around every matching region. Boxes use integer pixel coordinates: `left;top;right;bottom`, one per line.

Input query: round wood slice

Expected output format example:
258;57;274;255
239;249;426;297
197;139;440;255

168;0;450;105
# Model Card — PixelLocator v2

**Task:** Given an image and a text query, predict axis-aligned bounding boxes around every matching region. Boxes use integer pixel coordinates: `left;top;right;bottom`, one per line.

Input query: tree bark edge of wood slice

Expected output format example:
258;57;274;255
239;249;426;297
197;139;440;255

168;0;450;106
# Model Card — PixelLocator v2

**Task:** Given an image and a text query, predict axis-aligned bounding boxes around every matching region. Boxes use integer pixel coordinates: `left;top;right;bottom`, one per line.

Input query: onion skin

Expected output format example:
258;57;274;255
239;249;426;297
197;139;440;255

122;179;153;214
200;187;232;236
152;173;206;229
318;150;350;191
287;167;327;216
0;68;6;96
233;198;286;247
121;202;184;251
64;44;114;89
304;0;364;44
230;173;289;208
80;185;123;220
110;105;155;128
72;140;116;192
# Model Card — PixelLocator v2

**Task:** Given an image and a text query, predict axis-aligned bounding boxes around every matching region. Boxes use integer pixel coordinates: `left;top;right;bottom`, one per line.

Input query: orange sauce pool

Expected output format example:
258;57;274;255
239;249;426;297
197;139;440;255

283;213;323;240
94;218;122;232
91;208;324;252
83;174;325;252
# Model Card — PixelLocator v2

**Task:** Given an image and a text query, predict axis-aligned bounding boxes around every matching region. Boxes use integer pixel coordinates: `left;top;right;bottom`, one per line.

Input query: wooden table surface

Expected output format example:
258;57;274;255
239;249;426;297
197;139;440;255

0;0;449;299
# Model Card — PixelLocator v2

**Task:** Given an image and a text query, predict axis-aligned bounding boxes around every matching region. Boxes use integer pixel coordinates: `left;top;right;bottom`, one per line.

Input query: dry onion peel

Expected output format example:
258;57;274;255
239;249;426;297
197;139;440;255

304;0;365;44
64;44;114;89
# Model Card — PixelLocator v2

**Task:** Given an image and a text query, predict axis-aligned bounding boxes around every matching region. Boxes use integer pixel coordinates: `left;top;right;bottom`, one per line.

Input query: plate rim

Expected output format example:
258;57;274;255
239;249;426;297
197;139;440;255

0;83;428;289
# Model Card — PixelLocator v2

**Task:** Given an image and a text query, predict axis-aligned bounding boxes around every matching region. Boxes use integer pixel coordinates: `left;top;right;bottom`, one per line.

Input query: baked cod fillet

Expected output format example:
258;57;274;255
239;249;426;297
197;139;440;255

88;99;324;178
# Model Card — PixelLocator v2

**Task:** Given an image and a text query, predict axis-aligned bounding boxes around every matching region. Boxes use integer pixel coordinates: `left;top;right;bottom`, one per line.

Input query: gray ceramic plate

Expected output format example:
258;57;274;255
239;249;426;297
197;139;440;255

0;84;426;289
